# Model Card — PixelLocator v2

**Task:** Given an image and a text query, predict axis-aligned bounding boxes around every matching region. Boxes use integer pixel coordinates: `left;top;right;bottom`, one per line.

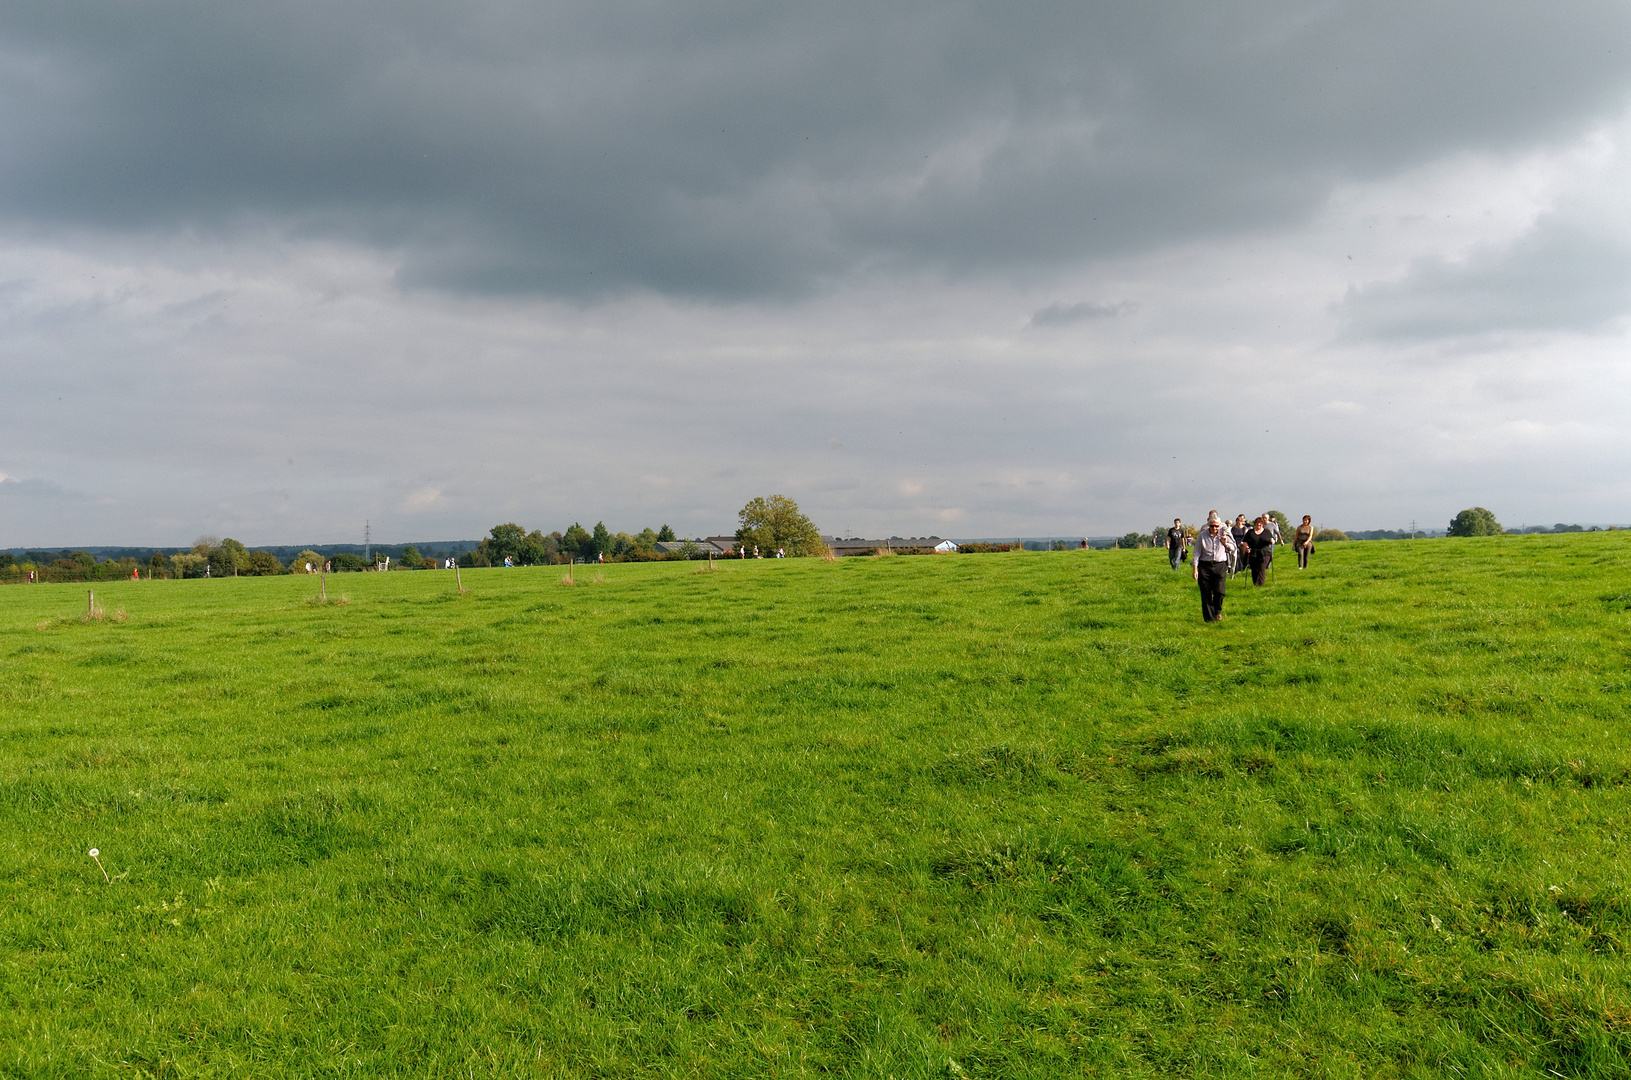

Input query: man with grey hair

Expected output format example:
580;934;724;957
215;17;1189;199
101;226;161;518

1192;511;1236;622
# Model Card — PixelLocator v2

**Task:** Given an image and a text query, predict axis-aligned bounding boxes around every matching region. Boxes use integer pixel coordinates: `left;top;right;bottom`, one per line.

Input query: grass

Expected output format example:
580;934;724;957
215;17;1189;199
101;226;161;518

2;534;1630;1078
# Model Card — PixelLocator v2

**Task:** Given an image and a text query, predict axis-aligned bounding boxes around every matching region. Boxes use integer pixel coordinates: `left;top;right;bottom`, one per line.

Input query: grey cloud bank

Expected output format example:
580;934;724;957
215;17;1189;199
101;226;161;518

6;2;1631;296
2;2;1631;545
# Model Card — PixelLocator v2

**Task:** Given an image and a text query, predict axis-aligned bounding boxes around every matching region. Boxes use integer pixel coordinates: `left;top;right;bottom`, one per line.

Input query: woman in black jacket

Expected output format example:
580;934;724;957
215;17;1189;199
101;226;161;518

1244;516;1274;585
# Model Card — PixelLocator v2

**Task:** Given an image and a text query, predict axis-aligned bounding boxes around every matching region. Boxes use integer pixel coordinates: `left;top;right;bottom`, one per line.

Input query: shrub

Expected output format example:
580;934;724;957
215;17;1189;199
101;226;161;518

245;551;284;576
1314;528;1349;542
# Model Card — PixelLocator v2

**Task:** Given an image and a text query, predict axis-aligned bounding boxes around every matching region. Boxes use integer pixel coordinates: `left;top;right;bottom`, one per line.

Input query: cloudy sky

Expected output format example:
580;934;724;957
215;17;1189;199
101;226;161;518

3;1;1630;546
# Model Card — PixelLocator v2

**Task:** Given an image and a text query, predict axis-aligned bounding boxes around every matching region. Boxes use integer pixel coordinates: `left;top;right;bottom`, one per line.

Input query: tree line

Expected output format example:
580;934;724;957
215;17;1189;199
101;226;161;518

12;501;1595;584
0;494;825;583
464;495;825;566
463;522;680;566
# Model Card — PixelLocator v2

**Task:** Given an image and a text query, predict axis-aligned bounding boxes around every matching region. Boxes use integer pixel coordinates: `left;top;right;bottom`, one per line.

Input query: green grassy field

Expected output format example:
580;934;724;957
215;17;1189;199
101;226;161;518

3;535;1630;1078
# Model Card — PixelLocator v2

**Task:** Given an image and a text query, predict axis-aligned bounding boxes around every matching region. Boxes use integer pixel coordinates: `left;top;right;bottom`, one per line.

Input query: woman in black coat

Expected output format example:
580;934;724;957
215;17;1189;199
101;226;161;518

1244;516;1274;585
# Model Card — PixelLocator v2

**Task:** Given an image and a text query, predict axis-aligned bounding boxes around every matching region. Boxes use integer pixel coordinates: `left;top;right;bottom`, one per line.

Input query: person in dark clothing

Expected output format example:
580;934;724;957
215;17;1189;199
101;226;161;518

1244;516;1274;585
1166;519;1185;570
1229;514;1250;578
1192;511;1235;622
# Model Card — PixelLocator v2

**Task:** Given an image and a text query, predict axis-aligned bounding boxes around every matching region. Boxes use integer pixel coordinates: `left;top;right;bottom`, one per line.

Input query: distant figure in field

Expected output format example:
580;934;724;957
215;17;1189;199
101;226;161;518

1193;511;1235;622
1244;516;1274;585
1294;515;1315;569
1079;538;1088;550
1165;519;1185;570
131;567;140;580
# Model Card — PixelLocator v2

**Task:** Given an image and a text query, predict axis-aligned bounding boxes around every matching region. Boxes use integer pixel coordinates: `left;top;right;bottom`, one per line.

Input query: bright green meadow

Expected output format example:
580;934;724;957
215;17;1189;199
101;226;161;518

3;535;1630;1077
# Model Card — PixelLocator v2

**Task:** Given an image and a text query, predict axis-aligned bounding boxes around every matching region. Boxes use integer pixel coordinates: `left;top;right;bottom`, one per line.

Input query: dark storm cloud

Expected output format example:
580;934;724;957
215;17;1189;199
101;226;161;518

3;1;1630;299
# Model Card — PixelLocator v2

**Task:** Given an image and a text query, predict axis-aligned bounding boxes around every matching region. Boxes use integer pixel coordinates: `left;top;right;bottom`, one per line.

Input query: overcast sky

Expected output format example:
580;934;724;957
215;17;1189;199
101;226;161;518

3;1;1630;546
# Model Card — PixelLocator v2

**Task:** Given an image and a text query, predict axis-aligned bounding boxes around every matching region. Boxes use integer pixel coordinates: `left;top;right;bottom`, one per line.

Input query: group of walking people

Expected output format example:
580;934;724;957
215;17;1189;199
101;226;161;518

1168;511;1318;622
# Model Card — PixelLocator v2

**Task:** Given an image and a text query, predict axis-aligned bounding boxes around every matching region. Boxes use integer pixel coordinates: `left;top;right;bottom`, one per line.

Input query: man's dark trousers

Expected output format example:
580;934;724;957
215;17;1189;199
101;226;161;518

1197;560;1228;621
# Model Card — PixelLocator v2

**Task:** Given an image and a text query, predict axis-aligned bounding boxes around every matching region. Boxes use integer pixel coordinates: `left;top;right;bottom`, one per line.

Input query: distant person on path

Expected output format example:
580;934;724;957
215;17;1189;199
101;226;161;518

1193;511;1236;622
1294;515;1315;569
1166;519;1186;570
1244;516;1274;585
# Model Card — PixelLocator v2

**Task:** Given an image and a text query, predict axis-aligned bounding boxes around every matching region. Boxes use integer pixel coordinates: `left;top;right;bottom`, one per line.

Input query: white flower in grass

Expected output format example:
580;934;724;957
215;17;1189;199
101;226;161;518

88;848;98;858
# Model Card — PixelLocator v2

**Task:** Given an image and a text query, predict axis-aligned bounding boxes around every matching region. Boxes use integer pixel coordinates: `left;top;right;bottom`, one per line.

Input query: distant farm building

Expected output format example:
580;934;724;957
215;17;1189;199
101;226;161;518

823;536;957;556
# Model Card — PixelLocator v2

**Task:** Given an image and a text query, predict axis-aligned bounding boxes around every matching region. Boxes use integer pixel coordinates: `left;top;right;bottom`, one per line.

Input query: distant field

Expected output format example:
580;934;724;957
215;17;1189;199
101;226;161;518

3;536;1629;1078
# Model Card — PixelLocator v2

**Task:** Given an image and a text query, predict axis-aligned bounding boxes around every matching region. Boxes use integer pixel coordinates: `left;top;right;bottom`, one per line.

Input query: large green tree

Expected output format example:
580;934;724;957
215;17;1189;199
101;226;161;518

1448;507;1502;537
480;523;529;565
737;495;823;556
210;538;250;577
561;523;593;561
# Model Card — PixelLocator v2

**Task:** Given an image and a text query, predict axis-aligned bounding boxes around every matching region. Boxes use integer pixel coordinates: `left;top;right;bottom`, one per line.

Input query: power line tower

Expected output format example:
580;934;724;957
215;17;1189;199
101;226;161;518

1409;519;1417;540
364;520;371;562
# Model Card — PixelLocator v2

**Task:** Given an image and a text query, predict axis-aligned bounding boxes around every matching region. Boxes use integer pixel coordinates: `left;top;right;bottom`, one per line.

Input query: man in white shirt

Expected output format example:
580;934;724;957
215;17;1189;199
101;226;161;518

1192;511;1236;622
